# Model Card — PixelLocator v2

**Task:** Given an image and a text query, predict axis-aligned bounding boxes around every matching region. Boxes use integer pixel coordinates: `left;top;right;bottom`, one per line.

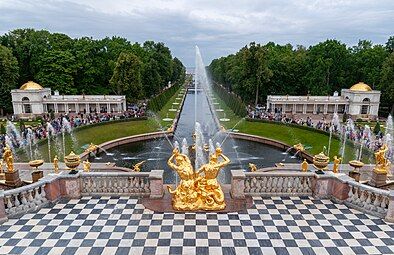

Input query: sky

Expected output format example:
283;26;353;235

0;0;393;67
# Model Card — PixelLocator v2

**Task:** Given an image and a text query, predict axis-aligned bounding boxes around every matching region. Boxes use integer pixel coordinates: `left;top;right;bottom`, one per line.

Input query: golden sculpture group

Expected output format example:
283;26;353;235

167;146;230;211
3;145;14;173
374;144;391;174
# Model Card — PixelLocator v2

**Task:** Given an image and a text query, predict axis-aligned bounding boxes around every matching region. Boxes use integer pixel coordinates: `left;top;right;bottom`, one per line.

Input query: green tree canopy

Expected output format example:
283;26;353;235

110;52;143;101
0;45;19;113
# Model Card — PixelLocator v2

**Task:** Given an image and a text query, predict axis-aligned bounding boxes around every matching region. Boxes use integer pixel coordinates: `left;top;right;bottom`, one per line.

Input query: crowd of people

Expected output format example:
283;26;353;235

247;105;389;153
0;103;147;154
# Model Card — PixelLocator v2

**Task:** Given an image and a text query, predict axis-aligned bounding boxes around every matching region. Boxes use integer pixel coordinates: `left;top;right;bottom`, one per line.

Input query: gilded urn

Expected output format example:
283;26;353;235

313;152;329;174
64;151;81;174
29;159;44;170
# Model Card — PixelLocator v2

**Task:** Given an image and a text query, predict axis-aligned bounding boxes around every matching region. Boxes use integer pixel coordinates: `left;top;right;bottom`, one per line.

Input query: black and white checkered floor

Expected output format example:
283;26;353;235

1;196;394;255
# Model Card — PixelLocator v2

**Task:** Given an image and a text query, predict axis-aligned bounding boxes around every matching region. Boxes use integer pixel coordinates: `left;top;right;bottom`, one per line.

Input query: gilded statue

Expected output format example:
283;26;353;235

83;159;91;172
3;145;14;173
53;155;59;173
374;144;391;174
167;148;199;210
333;156;342;173
301;159;308;172
249;163;257;172
167;147;229;211
132;160;146;172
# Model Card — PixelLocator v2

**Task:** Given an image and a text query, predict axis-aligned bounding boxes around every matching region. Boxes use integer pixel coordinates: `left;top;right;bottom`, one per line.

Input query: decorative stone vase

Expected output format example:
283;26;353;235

29;159;44;170
313;152;329;174
64;151;81;174
349;160;364;182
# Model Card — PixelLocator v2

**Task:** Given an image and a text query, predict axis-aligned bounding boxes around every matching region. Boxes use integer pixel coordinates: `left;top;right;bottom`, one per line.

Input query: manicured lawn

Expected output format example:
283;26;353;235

156;87;186;128
17;119;158;162
212;92;372;163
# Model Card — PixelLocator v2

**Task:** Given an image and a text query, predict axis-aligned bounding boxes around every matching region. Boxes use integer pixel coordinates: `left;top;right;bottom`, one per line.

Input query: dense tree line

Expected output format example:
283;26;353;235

0;29;185;113
209;38;394;115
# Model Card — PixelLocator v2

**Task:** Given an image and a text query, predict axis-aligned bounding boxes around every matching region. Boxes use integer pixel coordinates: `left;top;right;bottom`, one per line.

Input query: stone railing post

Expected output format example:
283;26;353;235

149;170;164;199
330;174;352;202
231;170;245;199
312;172;335;199
59;172;82;199
0;191;7;223
385;191;394;223
42;175;62;202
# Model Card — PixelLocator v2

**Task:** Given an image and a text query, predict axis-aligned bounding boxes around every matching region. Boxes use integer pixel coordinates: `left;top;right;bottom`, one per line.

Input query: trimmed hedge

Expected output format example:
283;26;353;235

212;83;247;117
148;83;182;112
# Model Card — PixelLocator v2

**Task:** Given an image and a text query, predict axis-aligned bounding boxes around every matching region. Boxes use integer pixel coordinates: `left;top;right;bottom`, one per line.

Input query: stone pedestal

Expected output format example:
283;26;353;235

230;170;245;199
32;171;43;183
385;191;394;223
5;170;23;187
370;170;387;187
149;170;164;199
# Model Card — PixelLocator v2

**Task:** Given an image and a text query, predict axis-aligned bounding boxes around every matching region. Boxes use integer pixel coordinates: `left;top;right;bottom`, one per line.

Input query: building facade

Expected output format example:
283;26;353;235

11;81;127;117
266;82;381;120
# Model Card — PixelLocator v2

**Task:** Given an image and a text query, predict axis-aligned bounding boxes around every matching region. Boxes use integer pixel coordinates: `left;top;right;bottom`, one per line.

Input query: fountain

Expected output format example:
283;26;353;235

327;113;340;157
91;46;301;184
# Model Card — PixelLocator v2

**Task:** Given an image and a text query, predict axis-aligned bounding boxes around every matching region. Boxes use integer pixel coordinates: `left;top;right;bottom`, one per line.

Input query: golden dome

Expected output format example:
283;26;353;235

20;81;43;90
350;82;372;92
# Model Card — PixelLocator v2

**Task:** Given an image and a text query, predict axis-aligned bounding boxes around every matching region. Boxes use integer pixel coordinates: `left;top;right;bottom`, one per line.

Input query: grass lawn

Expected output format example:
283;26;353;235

212;92;373;164
17;119;158;162
156;87;186;128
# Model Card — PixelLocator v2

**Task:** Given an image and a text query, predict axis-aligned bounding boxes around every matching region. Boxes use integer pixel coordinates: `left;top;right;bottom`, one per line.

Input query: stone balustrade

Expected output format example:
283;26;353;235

80;172;151;196
2;180;48;219
232;170;314;197
0;170;164;223
345;180;390;218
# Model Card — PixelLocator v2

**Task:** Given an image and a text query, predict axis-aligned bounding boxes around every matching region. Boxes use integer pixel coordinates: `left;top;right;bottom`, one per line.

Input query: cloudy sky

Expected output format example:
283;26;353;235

0;0;393;66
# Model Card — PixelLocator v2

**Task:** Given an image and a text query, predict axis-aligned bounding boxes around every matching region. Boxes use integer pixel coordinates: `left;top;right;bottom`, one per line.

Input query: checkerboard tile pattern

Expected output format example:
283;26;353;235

1;196;394;255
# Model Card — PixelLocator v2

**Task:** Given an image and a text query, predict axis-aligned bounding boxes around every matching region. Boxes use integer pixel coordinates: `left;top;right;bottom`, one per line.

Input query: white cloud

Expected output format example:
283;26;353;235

0;0;393;66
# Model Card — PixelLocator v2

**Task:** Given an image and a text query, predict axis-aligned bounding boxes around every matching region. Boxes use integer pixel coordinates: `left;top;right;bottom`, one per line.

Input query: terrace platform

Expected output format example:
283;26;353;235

1;195;394;255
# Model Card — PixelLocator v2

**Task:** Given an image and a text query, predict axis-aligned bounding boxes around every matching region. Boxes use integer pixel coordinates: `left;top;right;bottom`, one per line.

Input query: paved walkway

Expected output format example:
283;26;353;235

1;196;394;255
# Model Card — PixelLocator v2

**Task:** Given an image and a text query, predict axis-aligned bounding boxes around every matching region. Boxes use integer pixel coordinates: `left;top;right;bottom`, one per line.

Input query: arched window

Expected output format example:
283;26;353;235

361;98;370;115
22;97;31;114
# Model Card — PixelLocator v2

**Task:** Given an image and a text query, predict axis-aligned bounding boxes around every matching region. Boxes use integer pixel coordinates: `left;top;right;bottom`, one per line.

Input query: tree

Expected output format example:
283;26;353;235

110;52;143;101
373;121;381;135
0;45;19;114
35;50;77;94
350;40;388;88
304;40;351;95
386;36;394;53
379;52;394;114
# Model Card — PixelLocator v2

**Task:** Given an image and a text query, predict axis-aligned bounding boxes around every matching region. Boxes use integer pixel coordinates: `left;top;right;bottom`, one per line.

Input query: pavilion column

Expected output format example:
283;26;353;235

96;103;100;113
272;103;275;112
313;104;316;114
292;104;296;114
303;104;307;114
85;103;90;113
324;104;328;114
65;104;69;114
107;103;110;113
118;103;122;113
283;103;286;113
334;104;338;113
123;101;126;112
75;103;79;114
54;103;58;114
